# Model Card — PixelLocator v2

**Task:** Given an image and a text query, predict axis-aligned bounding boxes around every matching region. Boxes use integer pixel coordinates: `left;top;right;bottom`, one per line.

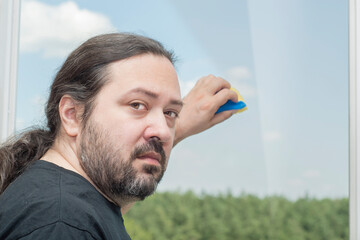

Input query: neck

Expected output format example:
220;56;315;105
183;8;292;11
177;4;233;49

41;139;137;211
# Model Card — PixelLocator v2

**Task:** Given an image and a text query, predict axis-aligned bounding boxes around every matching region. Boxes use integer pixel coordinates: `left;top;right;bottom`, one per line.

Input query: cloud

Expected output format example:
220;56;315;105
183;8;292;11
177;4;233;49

31;94;47;116
16;118;25;130
179;66;256;99
287;178;304;188
303;169;321;179
225;66;256;98
263;130;282;142
31;94;46;106
227;66;251;80
20;0;116;58
231;82;256;98
178;78;197;97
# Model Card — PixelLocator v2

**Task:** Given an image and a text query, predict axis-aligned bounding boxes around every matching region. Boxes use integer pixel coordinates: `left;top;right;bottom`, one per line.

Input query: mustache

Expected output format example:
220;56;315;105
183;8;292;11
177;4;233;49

130;138;166;165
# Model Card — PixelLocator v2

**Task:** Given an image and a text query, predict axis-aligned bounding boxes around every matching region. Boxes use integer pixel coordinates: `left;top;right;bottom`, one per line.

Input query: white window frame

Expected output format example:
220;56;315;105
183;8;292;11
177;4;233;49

0;0;359;238
349;0;360;239
0;0;20;142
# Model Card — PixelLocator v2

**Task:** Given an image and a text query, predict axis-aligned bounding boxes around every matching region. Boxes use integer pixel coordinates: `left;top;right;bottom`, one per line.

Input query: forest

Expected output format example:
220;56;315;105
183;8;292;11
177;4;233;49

124;191;348;240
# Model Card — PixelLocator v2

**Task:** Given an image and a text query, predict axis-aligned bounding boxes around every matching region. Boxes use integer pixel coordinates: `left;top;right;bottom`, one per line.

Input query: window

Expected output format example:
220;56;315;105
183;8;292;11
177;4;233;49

1;0;355;238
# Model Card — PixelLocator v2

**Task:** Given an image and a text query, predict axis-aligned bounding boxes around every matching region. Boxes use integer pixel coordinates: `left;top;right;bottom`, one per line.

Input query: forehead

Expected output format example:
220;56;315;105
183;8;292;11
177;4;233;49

104;54;180;97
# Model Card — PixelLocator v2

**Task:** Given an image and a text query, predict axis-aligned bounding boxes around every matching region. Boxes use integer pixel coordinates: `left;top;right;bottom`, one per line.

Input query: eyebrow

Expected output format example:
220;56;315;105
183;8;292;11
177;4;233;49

127;87;183;107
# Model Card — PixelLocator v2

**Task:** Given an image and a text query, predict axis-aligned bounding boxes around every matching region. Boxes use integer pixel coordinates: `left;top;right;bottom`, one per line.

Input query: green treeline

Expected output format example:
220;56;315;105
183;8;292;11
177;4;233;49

124;191;348;240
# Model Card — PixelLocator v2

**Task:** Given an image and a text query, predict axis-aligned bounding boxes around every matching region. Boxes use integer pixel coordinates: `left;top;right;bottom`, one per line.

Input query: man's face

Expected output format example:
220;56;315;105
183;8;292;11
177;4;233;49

78;54;182;202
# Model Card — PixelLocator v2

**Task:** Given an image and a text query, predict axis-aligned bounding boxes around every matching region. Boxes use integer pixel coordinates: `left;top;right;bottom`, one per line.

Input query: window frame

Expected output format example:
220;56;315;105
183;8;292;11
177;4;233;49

0;0;20;142
349;0;360;239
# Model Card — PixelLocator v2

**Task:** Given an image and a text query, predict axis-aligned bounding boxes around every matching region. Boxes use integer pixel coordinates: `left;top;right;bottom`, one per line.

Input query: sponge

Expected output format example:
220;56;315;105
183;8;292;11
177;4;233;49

216;87;248;114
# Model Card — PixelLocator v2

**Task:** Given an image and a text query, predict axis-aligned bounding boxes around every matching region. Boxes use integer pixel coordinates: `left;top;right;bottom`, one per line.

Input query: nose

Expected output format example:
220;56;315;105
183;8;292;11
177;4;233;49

143;110;173;144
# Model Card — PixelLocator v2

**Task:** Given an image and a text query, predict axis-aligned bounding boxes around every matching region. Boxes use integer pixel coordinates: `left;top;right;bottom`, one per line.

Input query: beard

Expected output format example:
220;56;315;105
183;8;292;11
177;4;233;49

78;120;167;203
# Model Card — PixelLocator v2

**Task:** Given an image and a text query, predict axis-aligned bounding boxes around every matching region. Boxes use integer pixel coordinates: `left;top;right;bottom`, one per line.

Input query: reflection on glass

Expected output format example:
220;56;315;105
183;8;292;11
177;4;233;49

17;0;349;238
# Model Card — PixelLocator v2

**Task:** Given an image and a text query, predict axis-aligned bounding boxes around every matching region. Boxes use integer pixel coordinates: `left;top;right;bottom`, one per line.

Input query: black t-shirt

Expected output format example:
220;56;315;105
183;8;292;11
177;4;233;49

0;160;132;240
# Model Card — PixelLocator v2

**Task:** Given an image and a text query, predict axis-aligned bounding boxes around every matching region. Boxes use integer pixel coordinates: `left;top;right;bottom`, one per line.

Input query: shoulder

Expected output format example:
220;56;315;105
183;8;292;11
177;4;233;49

16;221;97;240
0;160;125;240
0;161;62;238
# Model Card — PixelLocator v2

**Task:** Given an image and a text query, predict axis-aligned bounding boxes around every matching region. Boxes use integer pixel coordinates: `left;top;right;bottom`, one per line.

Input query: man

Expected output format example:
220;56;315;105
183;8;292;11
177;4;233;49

0;33;238;239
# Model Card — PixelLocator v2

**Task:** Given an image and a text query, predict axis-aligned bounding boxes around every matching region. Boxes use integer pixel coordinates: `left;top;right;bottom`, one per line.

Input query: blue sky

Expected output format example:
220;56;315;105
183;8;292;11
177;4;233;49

16;0;349;199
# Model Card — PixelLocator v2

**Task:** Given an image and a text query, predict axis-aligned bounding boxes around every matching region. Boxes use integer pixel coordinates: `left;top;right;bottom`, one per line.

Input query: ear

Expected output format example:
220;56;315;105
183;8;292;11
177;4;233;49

58;95;82;137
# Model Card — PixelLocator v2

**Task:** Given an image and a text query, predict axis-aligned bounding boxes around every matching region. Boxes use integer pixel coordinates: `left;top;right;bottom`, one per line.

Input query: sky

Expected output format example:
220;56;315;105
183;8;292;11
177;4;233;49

16;0;349;200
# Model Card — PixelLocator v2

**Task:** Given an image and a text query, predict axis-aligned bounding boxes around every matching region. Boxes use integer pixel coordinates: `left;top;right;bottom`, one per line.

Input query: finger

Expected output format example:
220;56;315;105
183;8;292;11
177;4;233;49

198;75;231;94
213;88;239;108
228;88;240;103
210;109;235;126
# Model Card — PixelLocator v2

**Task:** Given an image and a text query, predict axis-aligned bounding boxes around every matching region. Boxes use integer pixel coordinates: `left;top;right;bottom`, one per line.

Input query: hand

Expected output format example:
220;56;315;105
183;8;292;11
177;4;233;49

173;75;239;146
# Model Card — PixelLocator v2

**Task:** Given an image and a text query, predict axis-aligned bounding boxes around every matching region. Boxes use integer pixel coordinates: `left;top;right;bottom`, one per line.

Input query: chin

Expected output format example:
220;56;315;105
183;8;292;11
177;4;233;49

130;176;159;200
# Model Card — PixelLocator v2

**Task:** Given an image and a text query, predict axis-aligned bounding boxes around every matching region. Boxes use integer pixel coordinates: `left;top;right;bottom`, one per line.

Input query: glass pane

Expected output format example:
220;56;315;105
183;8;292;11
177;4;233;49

17;0;349;238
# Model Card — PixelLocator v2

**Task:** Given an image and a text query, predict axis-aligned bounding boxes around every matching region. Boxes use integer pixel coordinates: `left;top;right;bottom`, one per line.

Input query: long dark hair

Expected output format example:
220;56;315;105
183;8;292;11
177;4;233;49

0;33;175;194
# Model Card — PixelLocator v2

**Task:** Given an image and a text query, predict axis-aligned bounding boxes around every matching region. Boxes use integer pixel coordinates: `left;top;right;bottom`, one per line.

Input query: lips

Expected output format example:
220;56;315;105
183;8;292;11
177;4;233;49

137;151;162;166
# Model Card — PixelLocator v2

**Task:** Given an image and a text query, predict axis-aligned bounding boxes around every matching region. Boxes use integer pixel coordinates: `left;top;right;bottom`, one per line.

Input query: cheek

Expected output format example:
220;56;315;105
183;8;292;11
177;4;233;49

109;120;146;151
97;109;143;139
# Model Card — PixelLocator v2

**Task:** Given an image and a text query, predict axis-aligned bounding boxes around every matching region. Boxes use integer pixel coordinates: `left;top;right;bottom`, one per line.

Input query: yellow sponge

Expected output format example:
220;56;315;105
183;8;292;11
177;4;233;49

230;87;248;113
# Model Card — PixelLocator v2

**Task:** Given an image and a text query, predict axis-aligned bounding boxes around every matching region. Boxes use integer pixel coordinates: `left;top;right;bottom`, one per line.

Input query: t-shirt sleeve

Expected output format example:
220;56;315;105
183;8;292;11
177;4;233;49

18;221;97;240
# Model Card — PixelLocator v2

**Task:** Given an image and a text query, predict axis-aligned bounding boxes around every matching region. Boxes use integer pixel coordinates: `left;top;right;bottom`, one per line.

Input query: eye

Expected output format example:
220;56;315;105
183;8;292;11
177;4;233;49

164;111;179;119
130;102;147;110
